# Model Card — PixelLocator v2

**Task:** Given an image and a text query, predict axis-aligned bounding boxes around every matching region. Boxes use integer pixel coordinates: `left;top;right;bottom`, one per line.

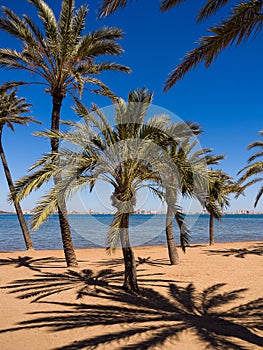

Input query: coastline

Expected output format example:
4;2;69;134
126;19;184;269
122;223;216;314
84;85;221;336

0;239;262;254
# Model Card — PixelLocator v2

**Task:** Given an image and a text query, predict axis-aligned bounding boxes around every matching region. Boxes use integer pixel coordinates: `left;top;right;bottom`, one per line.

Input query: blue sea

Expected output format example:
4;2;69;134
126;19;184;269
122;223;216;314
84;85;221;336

0;214;262;251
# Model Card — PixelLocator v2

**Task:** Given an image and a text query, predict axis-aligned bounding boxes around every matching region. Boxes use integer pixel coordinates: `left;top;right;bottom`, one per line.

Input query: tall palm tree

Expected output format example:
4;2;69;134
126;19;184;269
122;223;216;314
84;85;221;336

204;169;237;245
0;87;38;250
0;0;130;266
99;1;263;91
237;131;263;208
13;89;187;293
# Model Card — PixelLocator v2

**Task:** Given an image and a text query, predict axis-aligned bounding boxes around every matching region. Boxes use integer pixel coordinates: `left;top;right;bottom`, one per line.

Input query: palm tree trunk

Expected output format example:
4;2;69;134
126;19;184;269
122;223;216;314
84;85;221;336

120;213;139;294
0;130;33;250
51;93;78;267
209;213;215;245
166;203;179;265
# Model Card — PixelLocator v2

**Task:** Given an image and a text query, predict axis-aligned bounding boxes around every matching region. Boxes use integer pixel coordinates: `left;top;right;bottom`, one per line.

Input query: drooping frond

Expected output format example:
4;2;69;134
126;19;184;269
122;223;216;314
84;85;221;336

164;1;263;90
10;154;56;203
254;185;263;207
197;0;231;21
99;0;132;18
31;188;58;230
237;132;263;207
160;0;187;12
174;208;189;252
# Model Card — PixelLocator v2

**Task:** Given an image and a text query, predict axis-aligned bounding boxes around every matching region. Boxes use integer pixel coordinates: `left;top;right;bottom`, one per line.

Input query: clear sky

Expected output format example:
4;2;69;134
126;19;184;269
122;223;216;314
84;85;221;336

0;0;262;212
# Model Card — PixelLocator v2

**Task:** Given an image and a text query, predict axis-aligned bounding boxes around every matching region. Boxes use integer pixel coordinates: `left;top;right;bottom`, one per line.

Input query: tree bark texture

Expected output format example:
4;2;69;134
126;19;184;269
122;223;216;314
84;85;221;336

51;93;78;267
209;213;215;245
166;203;179;265
0;130;34;250
120;213;139;293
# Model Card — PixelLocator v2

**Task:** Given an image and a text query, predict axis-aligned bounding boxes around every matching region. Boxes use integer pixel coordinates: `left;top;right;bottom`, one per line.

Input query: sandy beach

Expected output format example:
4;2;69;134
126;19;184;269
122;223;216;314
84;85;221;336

0;241;262;349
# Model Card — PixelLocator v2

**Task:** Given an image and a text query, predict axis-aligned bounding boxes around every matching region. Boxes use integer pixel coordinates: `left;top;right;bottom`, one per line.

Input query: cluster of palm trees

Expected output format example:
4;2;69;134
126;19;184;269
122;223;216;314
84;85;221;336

0;0;262;294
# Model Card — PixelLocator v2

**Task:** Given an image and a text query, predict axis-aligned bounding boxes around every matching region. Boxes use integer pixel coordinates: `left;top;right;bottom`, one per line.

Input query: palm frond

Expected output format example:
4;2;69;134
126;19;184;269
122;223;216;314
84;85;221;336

197;0;231;22
160;0;187;12
28;0;58;48
254;185;263;207
99;0;131;18
174;208;189;252
31;188;58;230
164;1;263;90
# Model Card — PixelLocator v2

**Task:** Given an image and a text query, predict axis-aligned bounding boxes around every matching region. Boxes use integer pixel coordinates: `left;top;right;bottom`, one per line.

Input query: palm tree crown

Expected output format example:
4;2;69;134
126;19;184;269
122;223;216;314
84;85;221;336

0;0;130;98
13;88;205;292
0;87;39;250
0;88;35;130
0;0;131;267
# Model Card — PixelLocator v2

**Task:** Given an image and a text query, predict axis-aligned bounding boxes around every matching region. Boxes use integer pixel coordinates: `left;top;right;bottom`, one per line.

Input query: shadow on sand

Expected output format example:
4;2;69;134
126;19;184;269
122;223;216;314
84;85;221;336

0;266;182;301
0;256;69;272
204;244;263;258
0;282;262;349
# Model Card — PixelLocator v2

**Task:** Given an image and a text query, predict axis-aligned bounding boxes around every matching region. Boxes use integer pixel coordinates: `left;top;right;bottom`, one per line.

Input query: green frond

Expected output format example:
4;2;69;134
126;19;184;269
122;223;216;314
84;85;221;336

71;5;88;44
11;163;55;203
81;77;116;100
31;189;58;230
0;6;37;47
59;0;74;37
106;212;122;250
28;152;57;171
28;0;58;47
23;14;46;49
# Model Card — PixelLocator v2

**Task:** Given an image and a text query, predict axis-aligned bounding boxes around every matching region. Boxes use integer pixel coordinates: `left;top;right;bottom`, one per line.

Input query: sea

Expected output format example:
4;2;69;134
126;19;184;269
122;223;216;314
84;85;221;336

0;213;262;251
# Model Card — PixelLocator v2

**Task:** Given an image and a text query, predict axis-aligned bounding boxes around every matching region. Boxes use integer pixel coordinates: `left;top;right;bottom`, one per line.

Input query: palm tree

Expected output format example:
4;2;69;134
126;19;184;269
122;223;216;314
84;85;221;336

165;138;224;262
204;169;237;245
99;1;263;91
14;89;180;293
0;87;38;250
237;131;263;208
0;0;130;266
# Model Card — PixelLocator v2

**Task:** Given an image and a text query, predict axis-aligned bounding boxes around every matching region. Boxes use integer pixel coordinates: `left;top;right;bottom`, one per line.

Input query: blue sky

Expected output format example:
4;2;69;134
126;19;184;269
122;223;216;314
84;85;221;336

0;0;262;212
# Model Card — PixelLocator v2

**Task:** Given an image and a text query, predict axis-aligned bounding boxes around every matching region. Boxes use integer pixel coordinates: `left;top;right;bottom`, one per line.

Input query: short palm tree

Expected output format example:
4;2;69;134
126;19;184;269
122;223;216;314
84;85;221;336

99;1;263;91
237;131;263;208
0;0;130;266
204;169;237;245
14;89;180;293
0;87;39;250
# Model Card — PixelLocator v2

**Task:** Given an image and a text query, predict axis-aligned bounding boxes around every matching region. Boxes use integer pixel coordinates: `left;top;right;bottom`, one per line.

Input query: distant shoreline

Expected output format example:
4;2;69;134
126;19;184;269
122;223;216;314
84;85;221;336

1;212;263;216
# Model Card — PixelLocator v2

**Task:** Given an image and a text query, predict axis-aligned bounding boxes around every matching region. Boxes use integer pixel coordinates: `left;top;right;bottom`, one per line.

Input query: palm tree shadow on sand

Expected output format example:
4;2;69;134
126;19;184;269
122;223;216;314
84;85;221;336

0;256;70;272
0;268;181;301
205;244;263;258
95;256;170;268
0;283;262;349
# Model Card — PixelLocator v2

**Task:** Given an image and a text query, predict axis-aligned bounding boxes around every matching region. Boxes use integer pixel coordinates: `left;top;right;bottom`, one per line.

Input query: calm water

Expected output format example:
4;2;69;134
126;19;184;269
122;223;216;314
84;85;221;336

0;214;262;251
